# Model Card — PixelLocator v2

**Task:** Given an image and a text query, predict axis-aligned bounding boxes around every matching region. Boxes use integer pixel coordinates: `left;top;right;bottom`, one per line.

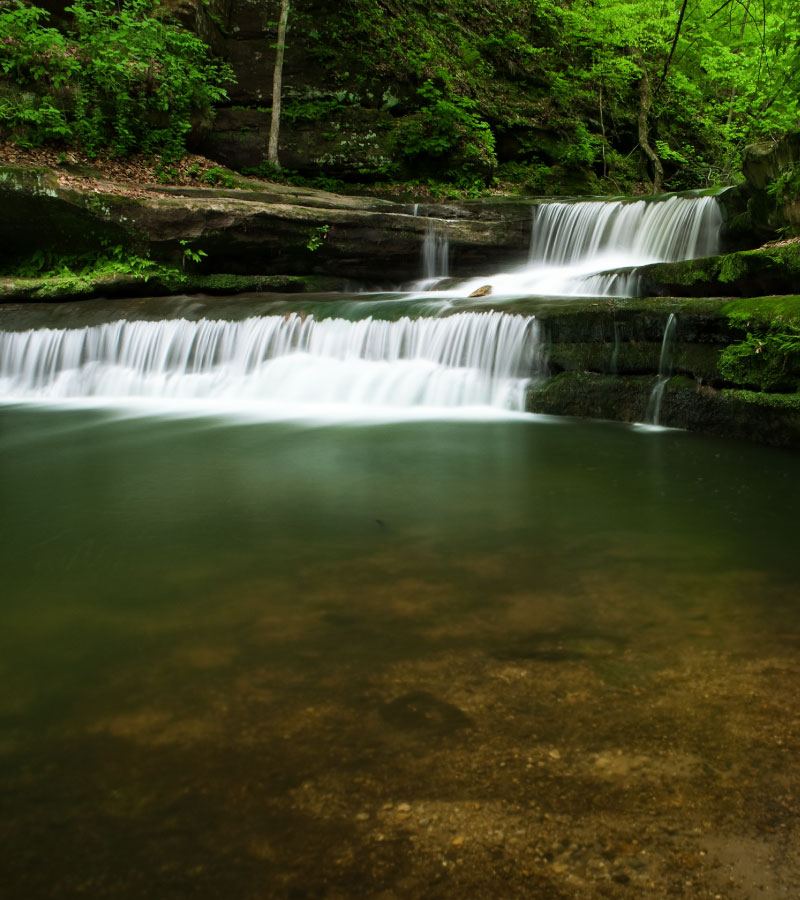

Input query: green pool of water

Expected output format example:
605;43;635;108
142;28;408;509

2;408;799;898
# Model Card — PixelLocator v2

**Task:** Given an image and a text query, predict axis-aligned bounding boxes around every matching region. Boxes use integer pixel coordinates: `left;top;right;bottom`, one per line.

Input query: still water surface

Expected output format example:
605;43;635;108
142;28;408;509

1;408;799;898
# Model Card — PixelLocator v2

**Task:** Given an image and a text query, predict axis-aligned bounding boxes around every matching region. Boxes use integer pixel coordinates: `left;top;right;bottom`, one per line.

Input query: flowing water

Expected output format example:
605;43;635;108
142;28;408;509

644;313;678;426
0;310;543;415
422;220;450;282
418;194;721;298
2;193;799;898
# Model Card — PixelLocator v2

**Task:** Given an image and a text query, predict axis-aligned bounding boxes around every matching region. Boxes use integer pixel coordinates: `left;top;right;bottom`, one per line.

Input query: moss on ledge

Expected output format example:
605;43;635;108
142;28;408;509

0;271;345;303
636;243;800;297
527;372;800;448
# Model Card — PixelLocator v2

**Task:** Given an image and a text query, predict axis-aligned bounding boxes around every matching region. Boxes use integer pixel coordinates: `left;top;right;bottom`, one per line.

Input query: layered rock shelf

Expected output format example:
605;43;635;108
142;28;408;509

0;166;530;284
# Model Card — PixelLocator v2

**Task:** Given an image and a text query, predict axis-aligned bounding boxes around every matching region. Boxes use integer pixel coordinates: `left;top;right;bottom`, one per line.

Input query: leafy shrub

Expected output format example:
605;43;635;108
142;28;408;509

202;166;238;188
767;164;800;206
0;0;233;159
393;81;496;184
719;327;800;391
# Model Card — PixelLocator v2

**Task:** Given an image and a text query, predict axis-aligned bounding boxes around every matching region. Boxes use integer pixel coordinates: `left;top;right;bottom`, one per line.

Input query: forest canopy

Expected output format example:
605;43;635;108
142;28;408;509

0;0;798;193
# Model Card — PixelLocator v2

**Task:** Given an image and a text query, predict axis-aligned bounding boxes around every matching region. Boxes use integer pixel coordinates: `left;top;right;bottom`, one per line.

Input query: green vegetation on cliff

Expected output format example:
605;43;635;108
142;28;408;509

2;0;799;194
718;295;800;392
0;0;232;159
268;0;800;192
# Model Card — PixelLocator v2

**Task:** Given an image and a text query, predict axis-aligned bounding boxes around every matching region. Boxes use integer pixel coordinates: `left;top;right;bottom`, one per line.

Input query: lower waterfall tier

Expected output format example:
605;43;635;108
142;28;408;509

0;311;545;414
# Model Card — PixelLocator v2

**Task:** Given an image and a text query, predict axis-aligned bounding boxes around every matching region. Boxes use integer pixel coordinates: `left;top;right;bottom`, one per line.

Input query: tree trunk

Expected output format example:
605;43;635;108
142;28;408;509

638;66;664;194
267;0;290;169
726;0;751;126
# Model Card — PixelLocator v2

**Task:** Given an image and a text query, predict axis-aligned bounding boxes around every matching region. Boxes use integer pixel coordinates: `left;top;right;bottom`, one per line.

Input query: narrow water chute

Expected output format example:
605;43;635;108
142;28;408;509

645;313;678;426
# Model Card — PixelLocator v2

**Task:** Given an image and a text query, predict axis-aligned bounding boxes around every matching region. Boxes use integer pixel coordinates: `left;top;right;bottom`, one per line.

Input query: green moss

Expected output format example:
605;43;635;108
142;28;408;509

0;264;345;302
719;295;800;328
718;254;747;283
638;243;800;297
717;295;800;391
721;389;800;410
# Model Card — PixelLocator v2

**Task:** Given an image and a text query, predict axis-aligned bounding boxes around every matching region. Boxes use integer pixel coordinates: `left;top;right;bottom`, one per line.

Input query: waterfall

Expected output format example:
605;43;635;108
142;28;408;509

528;195;719;266
422;220;450;282
645;313;677;426
0;311;544;414
432;194;721;299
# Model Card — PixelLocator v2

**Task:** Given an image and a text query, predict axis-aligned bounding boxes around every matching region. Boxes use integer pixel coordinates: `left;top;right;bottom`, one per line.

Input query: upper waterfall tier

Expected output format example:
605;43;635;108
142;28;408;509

420;194;722;299
528;194;720;266
0;311;544;416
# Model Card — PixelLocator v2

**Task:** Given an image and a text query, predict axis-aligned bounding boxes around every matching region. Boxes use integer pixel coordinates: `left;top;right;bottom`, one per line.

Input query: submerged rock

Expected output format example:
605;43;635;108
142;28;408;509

380;691;471;736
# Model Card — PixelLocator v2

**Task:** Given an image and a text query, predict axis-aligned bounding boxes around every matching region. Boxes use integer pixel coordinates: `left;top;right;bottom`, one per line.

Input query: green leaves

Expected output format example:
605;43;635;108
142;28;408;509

393;80;496;182
0;0;234;158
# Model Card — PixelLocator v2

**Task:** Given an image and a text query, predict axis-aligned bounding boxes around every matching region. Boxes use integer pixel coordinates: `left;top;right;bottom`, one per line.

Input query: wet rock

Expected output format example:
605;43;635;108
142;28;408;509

468;284;492;298
527;371;800;449
743;134;800;191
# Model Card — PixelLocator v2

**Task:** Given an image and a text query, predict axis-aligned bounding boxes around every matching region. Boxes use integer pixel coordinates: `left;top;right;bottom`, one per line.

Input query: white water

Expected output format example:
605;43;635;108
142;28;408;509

0;311;544;417
0;193;721;421
645;313;678;426
416;219;450;289
420;194;721;298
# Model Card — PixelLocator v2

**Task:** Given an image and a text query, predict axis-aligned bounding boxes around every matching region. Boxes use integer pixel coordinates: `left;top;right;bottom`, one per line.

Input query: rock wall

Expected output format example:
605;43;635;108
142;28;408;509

0;165;531;282
731;133;800;242
518;295;800;448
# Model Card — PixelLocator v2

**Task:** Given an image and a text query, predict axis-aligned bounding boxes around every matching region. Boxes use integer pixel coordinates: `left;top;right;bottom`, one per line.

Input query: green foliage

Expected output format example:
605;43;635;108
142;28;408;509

202;166;238;188
3;0;799;191
719;329;800;391
305;225;330;252
179;239;207;268
0;0;233;158
282;92;359;124
7;244;167;282
720;299;800;391
296;0;800;192
767;165;800;205
393;81;496;183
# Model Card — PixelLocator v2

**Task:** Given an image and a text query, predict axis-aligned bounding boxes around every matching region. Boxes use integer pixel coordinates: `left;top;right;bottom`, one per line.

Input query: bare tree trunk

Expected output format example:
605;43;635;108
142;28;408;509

268;0;290;169
726;0;751;126
638;66;664;194
655;0;690;93
598;82;607;179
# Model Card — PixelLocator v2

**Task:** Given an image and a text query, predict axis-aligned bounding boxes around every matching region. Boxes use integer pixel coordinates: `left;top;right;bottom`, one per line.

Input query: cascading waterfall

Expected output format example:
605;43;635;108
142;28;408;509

0;311;544;415
528;196;719;266
645;313;677;426
430;194;721;298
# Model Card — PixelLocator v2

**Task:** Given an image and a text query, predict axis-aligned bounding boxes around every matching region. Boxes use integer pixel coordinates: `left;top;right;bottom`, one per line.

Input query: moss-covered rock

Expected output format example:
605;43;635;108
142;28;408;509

527;372;800;448
743;134;800;191
0;271;345;303
635;243;800;297
733;133;800;240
